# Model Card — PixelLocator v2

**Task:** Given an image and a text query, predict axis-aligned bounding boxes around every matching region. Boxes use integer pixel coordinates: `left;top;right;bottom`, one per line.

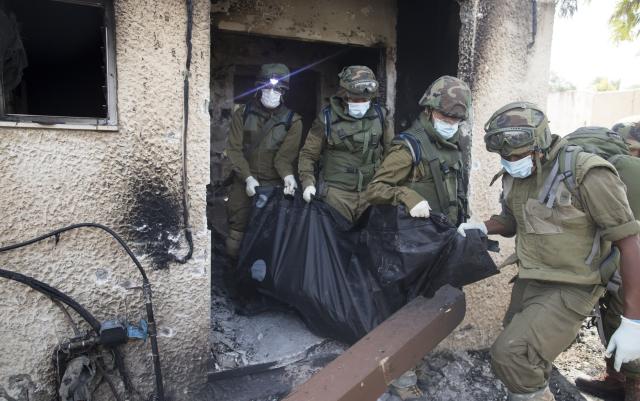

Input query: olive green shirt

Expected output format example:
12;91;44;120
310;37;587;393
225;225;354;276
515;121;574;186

493;164;639;243
298;97;393;189
366;113;464;213
491;136;640;284
227;100;302;181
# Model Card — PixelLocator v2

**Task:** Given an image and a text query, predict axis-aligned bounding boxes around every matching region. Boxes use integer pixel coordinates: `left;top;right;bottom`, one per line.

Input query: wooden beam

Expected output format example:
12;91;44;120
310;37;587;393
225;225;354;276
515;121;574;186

283;285;466;401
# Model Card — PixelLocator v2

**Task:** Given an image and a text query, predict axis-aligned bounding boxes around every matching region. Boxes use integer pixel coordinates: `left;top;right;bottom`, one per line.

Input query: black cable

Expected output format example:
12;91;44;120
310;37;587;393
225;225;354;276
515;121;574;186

0;223;147;282
172;0;195;264
0;223;163;401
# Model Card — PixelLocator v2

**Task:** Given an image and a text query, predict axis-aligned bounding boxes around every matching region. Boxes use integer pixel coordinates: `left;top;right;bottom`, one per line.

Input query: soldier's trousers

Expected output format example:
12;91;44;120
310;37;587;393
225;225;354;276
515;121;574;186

602;270;640;378
322;185;370;224
491;278;605;394
225;177;279;259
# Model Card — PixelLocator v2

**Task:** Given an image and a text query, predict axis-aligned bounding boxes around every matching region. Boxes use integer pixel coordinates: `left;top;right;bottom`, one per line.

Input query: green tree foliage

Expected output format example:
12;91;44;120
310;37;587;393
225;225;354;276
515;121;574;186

610;0;640;42
556;0;639;42
592;76;621;91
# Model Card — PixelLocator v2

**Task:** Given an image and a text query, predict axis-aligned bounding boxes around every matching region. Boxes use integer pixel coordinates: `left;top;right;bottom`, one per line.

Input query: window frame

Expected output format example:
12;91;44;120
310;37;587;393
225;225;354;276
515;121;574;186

0;0;118;129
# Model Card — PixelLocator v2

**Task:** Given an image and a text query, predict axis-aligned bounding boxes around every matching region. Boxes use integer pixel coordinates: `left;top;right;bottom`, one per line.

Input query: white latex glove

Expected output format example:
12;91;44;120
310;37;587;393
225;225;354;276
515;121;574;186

606;316;640;371
457;222;488;237
303;185;316;203
283;175;297;196
409;200;431;218
245;176;259;197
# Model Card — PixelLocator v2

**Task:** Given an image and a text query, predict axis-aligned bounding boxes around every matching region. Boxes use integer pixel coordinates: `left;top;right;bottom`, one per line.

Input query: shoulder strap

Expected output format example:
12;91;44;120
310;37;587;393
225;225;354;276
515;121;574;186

395;132;422;166
373;103;384;129
285;110;295;131
323;106;332;138
242;102;251;124
422;138;450;213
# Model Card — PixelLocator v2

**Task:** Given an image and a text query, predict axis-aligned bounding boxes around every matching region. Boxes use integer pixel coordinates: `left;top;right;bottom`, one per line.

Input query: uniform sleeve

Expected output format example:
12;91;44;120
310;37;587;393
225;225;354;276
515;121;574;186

274;117;303;179
365;144;425;210
226;107;252;181
298;117;326;189
579;167;640;242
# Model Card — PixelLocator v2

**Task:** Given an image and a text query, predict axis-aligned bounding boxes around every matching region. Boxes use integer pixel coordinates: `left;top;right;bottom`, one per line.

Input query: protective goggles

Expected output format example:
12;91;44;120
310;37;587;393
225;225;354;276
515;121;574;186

351;79;378;93
484;127;535;152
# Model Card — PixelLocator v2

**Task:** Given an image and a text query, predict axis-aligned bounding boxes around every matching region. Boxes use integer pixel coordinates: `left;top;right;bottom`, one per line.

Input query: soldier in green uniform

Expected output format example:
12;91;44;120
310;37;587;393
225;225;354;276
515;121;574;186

364;75;471;401
615;120;640;158
575;120;640;400
366;75;471;225
298;65;393;223
225;63;302;260
457;102;640;401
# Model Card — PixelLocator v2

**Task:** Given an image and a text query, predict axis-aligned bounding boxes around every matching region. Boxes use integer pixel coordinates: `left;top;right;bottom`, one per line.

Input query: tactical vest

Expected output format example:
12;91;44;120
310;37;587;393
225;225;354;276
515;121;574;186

499;137;619;285
241;102;296;181
394;118;466;225
320;100;385;192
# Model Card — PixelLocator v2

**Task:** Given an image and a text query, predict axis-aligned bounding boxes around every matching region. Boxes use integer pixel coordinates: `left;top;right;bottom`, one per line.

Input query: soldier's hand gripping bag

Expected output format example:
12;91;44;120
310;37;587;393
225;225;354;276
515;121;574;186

237;188;498;344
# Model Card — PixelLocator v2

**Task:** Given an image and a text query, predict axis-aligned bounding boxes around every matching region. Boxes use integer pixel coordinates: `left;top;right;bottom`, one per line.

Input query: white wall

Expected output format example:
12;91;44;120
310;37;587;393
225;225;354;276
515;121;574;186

547;89;640;135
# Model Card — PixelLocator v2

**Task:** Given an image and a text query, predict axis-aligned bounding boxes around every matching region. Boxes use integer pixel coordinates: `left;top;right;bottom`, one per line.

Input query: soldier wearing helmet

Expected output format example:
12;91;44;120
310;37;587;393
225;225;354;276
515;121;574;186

575;118;640;400
457;102;640;401
613;120;640;158
366;75;472;226
298;65;392;222
225;63;302;261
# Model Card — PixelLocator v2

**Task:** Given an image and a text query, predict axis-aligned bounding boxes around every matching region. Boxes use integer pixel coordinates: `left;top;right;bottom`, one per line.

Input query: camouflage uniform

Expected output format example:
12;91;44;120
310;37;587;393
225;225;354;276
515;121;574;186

484;103;640;400
298;66;393;222
226;64;302;259
366;76;471;226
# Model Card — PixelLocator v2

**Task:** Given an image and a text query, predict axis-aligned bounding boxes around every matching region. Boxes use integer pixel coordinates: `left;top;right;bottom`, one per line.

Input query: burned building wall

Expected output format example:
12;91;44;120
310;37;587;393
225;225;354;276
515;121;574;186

209;0;556;353
440;0;556;350
0;0;211;400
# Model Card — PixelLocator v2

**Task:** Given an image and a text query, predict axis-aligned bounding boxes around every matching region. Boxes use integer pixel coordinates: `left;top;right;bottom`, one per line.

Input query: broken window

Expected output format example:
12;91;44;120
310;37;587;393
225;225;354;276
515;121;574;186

0;0;117;126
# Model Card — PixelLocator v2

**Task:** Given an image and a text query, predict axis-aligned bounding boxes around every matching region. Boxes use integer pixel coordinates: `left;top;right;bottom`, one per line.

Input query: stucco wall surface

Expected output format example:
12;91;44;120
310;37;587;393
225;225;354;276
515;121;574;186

0;0;211;400
440;0;556;351
212;0;397;47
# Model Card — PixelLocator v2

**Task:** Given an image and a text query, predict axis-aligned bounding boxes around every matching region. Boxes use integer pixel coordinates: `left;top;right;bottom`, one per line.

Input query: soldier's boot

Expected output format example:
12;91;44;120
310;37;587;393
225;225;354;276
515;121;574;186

626;377;640;401
507;386;555;401
575;360;625;400
390;370;423;401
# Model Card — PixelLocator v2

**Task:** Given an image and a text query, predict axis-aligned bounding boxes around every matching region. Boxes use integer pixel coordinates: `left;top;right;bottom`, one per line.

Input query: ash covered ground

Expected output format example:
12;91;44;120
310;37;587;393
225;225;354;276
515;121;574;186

206;227;609;401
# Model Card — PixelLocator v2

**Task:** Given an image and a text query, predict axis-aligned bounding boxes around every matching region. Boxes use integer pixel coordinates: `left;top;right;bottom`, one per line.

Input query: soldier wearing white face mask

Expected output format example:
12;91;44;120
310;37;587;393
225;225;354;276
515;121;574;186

298;65;392;223
225;63;302;261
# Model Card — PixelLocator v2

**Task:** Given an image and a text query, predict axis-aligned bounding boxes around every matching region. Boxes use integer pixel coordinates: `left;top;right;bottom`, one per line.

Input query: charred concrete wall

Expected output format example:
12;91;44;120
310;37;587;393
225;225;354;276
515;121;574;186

0;0;211;400
212;0;397;48
442;0;556;350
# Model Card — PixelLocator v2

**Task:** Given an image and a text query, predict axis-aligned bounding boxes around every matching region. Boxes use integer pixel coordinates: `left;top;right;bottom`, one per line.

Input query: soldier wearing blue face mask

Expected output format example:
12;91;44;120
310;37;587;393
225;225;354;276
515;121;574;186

298;65;393;223
365;75;472;226
458;102;640;401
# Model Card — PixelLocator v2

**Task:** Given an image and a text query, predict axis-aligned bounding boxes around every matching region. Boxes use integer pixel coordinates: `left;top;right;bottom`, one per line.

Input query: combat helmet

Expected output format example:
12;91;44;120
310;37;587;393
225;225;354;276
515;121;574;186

256;63;290;92
419;76;471;120
338;65;379;99
484;102;552;156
